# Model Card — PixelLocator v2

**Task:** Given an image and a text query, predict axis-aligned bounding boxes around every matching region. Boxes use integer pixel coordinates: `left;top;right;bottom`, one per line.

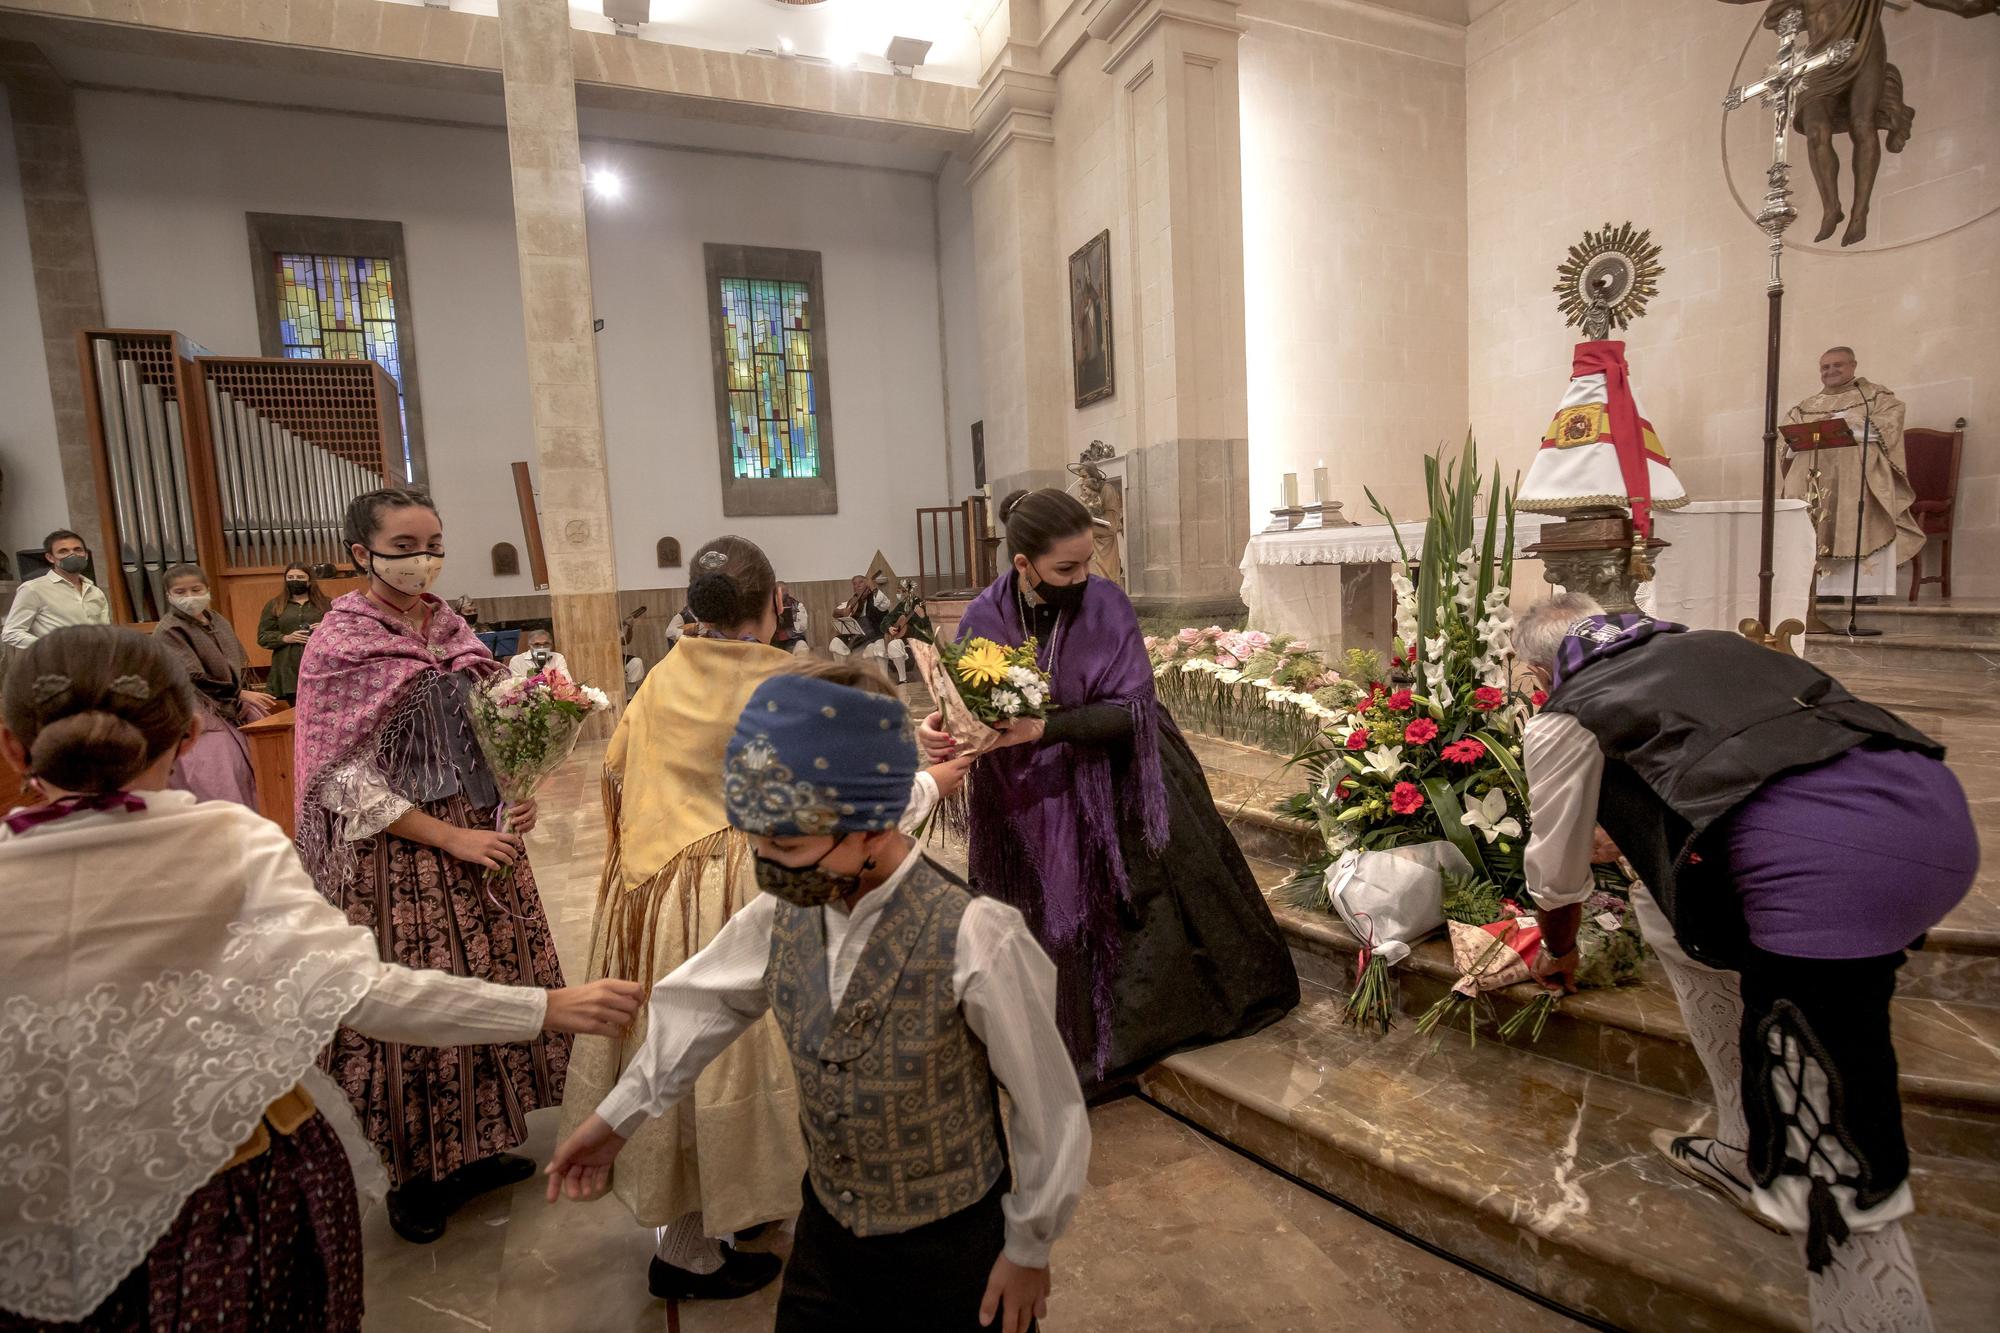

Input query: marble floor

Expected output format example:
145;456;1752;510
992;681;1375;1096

359;738;1577;1333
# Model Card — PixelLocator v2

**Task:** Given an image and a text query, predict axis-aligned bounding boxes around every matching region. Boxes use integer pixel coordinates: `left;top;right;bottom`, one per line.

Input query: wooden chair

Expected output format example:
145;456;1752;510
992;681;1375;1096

1905;424;1964;602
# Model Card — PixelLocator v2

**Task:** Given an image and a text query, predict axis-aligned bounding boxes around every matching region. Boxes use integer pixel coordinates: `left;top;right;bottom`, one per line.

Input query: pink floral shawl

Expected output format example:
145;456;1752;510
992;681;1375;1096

293;591;497;819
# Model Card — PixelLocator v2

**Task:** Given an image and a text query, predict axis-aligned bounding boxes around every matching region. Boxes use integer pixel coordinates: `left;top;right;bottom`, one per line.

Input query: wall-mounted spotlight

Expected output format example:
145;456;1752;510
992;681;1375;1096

603;0;647;38
884;36;932;78
587;167;623;200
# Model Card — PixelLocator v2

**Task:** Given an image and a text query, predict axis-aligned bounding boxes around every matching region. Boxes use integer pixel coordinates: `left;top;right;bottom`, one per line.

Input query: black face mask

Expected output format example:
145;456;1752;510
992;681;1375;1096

1032;573;1088;614
753;837;864;908
285;580;310;593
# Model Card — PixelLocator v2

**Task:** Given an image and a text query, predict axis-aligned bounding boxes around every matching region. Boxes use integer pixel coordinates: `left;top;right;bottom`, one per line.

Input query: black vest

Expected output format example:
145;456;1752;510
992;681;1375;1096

1545;630;1941;967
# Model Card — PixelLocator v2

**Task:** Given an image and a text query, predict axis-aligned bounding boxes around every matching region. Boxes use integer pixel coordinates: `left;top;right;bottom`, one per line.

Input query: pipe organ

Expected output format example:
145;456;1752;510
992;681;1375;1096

79;330;400;663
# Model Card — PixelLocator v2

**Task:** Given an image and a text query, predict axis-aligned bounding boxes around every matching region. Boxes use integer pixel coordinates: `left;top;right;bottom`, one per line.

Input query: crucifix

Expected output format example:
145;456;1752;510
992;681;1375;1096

1722;6;1854;647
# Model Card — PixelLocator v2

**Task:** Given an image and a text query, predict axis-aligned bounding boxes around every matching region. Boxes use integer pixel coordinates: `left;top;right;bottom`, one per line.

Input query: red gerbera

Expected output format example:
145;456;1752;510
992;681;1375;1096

1441;738;1488;764
1389;781;1425;815
1384;689;1414;712
1471;686;1505;711
1404;717;1439;745
1531;689;1549;708
1344;729;1370;751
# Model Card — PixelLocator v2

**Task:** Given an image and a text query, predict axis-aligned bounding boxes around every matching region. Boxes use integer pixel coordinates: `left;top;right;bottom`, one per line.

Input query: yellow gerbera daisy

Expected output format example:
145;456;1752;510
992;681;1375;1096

955;638;1012;687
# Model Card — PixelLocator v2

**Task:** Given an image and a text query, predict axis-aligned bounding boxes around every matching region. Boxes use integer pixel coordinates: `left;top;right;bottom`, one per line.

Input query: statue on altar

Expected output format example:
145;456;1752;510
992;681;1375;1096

1068;440;1125;585
1780;345;1924;595
1520;225;1688;612
1718;0;1998;246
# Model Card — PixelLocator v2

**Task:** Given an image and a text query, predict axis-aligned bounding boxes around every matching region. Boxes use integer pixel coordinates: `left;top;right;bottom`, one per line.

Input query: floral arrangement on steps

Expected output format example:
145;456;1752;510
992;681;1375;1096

1144;627;1358;753
1267;440;1561;1031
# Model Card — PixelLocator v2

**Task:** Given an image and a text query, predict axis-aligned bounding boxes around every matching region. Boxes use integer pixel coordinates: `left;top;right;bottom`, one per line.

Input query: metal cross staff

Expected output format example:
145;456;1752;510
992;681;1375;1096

1723;7;1854;642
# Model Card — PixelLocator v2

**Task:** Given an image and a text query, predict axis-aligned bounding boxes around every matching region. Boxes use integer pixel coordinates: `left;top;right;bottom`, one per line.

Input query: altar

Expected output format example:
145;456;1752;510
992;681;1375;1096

1240;499;1816;652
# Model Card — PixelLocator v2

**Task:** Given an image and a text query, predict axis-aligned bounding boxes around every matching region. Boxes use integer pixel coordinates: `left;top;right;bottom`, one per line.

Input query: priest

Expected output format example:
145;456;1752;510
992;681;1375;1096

1780;346;1925;597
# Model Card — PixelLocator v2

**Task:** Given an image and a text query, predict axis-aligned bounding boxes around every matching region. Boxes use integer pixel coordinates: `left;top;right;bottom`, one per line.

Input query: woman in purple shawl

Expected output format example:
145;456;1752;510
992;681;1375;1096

938;489;1297;1086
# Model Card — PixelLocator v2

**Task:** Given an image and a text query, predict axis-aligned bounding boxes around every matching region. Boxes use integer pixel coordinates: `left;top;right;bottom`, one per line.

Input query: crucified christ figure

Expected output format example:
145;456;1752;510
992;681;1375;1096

1720;1;1996;246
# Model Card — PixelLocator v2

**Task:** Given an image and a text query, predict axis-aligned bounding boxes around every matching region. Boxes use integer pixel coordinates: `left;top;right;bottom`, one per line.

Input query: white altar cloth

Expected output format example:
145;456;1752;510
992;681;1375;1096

1239;500;1814;650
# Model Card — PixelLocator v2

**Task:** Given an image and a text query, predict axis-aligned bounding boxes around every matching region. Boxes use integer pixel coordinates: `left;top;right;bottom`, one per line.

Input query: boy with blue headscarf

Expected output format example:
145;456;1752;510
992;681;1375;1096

548;668;1089;1332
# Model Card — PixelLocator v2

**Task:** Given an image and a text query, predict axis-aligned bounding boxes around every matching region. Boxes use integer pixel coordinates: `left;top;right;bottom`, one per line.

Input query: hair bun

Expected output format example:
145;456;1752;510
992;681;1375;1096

28;710;150;794
686;571;741;625
998;489;1031;523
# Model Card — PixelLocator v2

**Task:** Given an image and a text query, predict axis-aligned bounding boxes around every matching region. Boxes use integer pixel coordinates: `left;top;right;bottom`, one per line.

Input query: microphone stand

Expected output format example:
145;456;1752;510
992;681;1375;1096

1843;384;1883;638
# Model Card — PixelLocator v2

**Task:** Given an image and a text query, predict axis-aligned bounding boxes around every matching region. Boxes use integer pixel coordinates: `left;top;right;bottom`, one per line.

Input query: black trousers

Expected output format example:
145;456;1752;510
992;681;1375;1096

774;1174;1036;1333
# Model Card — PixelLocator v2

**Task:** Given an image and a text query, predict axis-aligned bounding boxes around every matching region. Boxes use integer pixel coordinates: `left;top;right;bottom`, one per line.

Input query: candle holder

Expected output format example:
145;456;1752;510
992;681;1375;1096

1265;507;1306;533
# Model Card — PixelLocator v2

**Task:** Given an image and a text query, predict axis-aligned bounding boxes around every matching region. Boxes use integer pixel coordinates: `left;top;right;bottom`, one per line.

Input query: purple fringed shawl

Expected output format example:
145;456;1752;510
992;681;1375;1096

957;571;1170;1074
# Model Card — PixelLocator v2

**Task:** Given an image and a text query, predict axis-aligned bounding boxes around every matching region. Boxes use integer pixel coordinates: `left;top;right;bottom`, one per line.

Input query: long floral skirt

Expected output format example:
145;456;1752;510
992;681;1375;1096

0;1113;363;1333
318;793;570;1189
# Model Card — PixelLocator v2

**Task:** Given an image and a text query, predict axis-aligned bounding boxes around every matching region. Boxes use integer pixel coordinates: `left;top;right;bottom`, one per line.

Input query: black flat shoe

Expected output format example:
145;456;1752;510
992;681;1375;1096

648;1246;783;1302
445;1152;536;1210
387;1180;448;1245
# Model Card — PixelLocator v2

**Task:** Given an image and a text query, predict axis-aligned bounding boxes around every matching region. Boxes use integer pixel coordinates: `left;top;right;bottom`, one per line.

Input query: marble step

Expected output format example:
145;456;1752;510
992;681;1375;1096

1270;900;2000;1169
1140;987;2000;1333
1802;632;2000;676
1846;601;2000;640
1187;739;2000;1161
1215;768;2000;1011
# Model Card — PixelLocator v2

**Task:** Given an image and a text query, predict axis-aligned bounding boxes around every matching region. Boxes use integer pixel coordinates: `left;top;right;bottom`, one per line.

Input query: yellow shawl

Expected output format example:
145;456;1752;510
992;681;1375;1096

591;635;792;982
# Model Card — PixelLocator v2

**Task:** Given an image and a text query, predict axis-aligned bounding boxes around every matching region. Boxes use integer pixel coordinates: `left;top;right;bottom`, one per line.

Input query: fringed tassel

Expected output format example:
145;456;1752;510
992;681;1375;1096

1121;693;1171;854
594;822;744;992
1804;1177;1851;1275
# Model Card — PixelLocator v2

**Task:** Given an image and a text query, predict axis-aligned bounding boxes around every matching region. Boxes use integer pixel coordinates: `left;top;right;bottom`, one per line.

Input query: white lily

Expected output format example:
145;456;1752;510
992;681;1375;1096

1460;788;1522;844
1361;745;1407;779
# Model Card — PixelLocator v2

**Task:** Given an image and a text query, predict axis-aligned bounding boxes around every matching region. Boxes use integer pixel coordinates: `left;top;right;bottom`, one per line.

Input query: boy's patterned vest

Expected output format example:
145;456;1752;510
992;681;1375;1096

766;856;1006;1235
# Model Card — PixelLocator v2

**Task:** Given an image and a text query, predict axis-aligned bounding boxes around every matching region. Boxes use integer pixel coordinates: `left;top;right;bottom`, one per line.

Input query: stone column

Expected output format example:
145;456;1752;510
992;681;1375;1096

1100;0;1251;617
967;22;1069;502
495;0;625;727
0;42;107;556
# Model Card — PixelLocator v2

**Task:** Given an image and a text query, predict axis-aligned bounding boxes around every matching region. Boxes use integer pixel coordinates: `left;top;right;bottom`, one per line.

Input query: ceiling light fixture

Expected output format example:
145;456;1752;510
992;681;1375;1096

587;167;623;201
602;1;647;37
884;35;932;78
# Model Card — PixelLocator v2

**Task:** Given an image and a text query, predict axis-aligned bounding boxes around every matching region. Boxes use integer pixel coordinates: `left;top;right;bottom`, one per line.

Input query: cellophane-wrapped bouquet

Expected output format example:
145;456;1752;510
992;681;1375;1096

467;664;612;874
909;635;1051;759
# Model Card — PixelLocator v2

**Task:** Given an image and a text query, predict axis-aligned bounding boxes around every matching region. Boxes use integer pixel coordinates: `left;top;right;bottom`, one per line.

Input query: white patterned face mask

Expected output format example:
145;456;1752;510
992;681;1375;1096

169;592;211;617
366;550;444;596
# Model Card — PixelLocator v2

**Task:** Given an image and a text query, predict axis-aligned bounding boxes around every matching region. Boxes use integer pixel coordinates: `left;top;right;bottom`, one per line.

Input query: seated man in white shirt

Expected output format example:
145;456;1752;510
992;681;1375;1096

3;530;112;648
507;627;570;679
548;665;1084;1333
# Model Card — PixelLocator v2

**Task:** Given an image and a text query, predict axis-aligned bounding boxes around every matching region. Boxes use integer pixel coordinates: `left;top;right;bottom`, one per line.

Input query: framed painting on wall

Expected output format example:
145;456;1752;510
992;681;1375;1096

1068;230;1114;408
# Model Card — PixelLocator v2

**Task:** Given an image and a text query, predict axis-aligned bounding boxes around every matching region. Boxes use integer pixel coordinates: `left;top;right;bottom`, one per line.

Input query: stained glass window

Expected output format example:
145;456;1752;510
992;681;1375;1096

274;252;412;479
718;276;820;479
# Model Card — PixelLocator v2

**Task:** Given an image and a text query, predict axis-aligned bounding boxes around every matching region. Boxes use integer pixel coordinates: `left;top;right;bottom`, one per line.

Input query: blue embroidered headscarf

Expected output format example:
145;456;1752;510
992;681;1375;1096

724;674;917;837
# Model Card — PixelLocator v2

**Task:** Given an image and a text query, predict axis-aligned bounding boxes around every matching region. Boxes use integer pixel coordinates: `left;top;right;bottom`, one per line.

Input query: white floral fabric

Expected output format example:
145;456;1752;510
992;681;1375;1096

0;791;545;1323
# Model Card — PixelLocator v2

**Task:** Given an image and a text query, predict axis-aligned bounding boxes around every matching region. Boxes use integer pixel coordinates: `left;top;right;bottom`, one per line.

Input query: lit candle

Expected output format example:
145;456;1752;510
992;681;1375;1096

1282;472;1299;509
1313;466;1329;506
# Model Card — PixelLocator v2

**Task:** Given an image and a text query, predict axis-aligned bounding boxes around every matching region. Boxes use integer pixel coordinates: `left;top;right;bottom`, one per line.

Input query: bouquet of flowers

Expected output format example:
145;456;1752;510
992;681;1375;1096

1281;440;1531;908
908;635;1052;759
1144;627;1350;751
467;664;613;877
1417;876;1646;1046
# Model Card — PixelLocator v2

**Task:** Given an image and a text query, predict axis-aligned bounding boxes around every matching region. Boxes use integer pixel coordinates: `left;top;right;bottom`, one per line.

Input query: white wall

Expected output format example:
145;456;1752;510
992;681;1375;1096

52;89;964;598
937;155;984;494
584;135;953;587
0;89;67;567
1238;0;1470;524
1468;0;2000;595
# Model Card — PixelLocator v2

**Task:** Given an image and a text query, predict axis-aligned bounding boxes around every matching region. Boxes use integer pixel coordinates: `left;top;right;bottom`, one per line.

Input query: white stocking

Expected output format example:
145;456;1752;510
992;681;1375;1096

1657;948;1750;1155
1806;1221;1934;1333
654;1210;723;1274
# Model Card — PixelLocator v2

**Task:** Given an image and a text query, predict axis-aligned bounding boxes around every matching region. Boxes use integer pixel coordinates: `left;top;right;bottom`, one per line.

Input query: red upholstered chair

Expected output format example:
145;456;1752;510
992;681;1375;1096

1905;425;1963;602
